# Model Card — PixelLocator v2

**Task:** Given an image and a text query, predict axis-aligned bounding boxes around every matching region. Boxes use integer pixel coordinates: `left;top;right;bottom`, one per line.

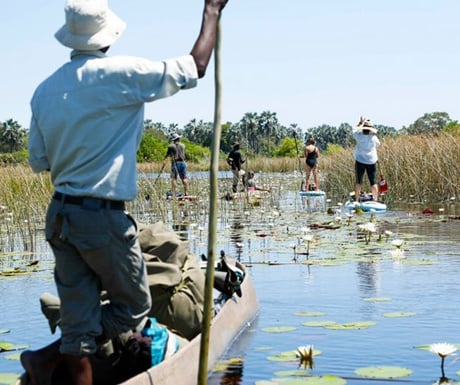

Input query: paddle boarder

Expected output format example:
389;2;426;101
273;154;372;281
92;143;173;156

353;117;381;202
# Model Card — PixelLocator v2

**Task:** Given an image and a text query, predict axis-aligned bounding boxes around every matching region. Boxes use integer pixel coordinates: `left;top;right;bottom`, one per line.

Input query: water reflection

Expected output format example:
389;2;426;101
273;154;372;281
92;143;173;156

2;174;460;385
356;261;379;295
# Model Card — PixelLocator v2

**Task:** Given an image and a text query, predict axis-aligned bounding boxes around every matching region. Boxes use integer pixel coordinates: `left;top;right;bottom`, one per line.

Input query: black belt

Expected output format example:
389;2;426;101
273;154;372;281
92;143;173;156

53;192;125;211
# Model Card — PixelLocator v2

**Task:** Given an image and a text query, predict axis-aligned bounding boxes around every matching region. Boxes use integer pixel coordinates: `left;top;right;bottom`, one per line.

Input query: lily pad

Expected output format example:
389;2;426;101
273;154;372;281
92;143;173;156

383;312;417;318
401;259;437;265
4;353;21;361
262;326;297;333
355;366;413;379
263;375;347;385
255;346;273;351
294;311;325;317
302;320;337;327
0;373;21;385
274;370;310;377
0;342;28;352
325;321;377;330
363;297;392;302
267;348;321;362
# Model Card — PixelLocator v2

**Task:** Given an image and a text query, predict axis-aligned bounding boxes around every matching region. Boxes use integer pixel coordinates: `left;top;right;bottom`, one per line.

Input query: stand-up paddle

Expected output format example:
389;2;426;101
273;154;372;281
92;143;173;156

292;130;305;191
154;163;166;186
378;162;388;195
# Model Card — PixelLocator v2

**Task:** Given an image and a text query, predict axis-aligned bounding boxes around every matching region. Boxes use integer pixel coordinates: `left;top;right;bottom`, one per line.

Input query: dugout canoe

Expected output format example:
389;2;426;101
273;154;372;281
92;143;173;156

15;271;258;385
120;272;258;385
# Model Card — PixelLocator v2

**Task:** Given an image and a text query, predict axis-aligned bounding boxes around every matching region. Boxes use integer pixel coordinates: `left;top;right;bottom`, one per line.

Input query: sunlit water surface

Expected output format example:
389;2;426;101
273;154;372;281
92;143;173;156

1;176;459;385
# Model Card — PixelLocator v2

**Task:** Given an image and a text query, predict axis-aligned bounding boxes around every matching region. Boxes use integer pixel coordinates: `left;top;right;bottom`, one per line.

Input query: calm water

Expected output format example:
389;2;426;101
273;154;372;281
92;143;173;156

1;176;459;385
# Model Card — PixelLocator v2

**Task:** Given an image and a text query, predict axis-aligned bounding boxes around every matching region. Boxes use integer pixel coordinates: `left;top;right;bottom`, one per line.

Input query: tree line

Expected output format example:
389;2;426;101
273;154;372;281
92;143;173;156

1;111;459;164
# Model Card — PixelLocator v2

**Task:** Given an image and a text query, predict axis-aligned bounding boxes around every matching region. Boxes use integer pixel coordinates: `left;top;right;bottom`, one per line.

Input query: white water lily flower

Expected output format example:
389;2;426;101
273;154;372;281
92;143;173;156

301;226;311;234
296;345;314;370
360;222;376;233
303;234;314;243
429;343;457;358
384;230;393;237
391;239;404;249
235;242;243;249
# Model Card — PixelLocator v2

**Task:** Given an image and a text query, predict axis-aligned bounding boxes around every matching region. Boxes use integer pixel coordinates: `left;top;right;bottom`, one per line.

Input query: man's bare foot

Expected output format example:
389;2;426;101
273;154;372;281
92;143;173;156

20;350;54;385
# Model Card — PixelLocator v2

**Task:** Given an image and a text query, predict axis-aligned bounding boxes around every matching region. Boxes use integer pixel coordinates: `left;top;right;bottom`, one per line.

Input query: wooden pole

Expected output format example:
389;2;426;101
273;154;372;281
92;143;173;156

197;15;222;385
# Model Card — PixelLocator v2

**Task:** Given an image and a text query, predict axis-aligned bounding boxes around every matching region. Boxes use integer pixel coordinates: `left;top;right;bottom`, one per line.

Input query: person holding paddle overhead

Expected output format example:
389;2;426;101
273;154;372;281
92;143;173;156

353;117;381;202
24;0;231;384
163;133;189;197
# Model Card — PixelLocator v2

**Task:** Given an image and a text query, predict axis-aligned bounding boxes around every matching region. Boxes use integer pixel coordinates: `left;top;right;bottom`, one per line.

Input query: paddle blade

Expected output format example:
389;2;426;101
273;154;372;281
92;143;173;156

379;176;388;194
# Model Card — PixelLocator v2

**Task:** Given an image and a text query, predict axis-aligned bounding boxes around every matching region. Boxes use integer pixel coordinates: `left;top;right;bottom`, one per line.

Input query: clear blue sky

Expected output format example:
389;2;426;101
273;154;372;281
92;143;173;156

2;0;459;131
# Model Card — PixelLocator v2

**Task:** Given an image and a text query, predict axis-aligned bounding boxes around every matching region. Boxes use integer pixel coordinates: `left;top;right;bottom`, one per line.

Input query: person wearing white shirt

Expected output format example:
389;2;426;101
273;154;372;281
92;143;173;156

353;117;381;202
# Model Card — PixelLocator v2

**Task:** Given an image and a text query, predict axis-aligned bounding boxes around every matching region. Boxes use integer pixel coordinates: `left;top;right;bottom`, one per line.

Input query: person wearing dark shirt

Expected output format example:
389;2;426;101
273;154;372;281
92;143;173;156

163;133;189;196
227;142;245;193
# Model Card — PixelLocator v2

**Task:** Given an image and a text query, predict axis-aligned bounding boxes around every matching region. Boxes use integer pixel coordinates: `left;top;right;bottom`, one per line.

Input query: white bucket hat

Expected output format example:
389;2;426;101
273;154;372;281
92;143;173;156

55;0;126;50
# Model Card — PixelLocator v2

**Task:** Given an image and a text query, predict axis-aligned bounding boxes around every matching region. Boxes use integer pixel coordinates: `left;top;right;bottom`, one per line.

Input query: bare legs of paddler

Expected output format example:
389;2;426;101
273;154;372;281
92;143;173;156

305;165;319;191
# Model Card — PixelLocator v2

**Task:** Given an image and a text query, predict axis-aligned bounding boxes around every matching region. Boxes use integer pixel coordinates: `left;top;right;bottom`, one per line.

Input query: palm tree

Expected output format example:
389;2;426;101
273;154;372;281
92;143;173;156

0;119;26;152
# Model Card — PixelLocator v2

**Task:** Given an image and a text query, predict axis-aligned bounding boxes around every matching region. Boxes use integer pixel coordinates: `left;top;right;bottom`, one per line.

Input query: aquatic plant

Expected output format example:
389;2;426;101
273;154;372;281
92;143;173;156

296;345;314;370
429;342;457;379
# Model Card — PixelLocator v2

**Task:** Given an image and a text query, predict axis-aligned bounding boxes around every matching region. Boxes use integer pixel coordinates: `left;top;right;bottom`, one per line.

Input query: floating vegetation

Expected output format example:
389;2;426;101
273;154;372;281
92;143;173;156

267;348;321;363
0;342;28;352
274;370;311;377
294;311;325;317
383;312;417;318
4;352;20;361
363;297;392;302
262;326;297;334
0;373;20;385
256;375;347;385
354;365;413;379
324;321;377;330
255;346;273;351
401;259;438;265
302;320;337;328
415;343;460;351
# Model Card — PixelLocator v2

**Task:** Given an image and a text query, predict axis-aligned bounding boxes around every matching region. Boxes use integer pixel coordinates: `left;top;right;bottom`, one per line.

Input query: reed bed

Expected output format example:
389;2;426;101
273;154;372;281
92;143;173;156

0;132;458;254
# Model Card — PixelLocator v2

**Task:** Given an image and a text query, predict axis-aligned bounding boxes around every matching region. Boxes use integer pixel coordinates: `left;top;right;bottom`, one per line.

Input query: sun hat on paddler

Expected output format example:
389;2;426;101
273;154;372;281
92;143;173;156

55;0;126;50
361;119;378;134
170;133;181;142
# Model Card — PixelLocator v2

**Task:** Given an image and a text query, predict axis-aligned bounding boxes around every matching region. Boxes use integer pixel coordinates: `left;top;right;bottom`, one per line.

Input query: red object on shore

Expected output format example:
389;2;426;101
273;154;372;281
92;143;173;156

379;176;388;194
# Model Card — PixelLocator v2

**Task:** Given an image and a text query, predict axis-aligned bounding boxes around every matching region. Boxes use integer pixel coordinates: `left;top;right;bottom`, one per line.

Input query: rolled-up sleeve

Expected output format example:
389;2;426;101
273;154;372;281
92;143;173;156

132;55;198;102
28;115;50;173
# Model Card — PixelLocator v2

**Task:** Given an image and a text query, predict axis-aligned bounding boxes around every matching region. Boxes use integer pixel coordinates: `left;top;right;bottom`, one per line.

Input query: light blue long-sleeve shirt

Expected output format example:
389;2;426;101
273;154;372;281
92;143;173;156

29;50;197;201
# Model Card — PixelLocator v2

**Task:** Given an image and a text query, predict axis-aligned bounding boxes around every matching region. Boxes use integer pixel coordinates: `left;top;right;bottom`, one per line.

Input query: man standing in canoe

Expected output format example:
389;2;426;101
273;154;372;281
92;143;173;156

24;0;231;384
163;133;189;197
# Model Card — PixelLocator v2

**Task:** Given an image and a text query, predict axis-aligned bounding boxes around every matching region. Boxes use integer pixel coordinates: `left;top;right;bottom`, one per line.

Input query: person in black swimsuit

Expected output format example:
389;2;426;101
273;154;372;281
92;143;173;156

304;137;320;191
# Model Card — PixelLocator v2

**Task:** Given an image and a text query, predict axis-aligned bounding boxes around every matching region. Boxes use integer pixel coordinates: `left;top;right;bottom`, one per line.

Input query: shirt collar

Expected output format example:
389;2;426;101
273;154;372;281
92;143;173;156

70;50;107;60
